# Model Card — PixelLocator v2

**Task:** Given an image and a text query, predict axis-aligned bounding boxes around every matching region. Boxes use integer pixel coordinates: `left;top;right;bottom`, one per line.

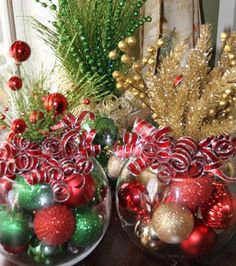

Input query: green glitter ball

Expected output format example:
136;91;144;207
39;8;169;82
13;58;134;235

71;208;103;247
15;177;54;211
0;211;31;247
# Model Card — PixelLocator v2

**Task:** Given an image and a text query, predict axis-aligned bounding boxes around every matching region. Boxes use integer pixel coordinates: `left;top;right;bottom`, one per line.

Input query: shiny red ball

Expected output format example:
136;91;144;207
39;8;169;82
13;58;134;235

201;182;233;229
44;93;68;115
118;180;150;217
181;222;216;257
83;98;91;105
10;41;31;62
34;205;75;246
29;110;44;124
2;243;29;254
7;76;23;91
11;119;27;134
166;175;213;211
65;173;96;207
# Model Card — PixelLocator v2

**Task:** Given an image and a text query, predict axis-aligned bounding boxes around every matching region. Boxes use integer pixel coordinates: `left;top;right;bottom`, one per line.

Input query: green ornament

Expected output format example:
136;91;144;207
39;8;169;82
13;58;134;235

71;208;103;247
28;237;66;264
90;116;118;148
0;211;31;247
15;177;54;211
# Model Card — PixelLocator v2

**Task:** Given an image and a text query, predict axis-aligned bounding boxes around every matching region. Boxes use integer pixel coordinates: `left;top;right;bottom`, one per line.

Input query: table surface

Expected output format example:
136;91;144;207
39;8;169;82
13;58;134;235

1;205;236;266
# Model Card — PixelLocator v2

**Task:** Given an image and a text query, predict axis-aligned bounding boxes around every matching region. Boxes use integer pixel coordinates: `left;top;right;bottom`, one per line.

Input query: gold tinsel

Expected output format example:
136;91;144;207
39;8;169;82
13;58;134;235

112;25;236;140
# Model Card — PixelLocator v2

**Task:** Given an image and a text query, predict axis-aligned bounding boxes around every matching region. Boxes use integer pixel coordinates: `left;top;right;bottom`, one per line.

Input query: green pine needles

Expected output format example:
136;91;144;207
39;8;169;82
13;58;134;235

34;0;151;104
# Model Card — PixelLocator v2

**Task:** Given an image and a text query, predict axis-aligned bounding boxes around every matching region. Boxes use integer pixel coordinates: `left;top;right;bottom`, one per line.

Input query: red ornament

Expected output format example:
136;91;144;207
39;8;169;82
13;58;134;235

10;41;31;62
7;76;23;91
118;180;150;217
11;119;27;134
2;243;29;254
173;75;183;86
181;222;216;257
65;173;96;207
0;179;12;204
6;131;16;142
83;98;91;105
166;175;213;211
29;110;44;124
201;182;233;229
44;93;68;115
34;205;75;246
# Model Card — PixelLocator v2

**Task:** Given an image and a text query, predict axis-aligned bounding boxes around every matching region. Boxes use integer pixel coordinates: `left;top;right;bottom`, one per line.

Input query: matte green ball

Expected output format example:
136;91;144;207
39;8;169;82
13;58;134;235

16;178;54;211
71;208;103;247
0;211;31;247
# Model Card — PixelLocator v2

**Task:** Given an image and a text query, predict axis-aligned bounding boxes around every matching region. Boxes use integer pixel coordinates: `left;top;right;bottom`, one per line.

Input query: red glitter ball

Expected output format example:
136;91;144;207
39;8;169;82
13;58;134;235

11;119;27;134
34;205;75;246
44;93;68;115
181;221;216;257
200;182;233;229
166;175;213;211
7;76;23;91
10;41;31;62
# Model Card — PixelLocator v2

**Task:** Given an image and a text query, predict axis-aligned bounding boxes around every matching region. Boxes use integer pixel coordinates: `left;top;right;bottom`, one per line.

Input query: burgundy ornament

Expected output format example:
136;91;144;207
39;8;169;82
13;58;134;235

10;41;31;62
44;93;68;115
65;173;96;207
11;119;27;134
181;222;216;257
201;182;233;229
118;180;150;218
166;175;213;211
29;110;44;124
2;243;29;254
7;76;23;91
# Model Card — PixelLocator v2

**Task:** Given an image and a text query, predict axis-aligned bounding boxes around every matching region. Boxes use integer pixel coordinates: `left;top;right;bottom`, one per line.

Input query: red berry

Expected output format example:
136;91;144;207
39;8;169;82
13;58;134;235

83;98;91;105
34;205;75;246
29;110;44;124
10;41;31;62
7;76;23;91
44;93;68;115
11;119;27;133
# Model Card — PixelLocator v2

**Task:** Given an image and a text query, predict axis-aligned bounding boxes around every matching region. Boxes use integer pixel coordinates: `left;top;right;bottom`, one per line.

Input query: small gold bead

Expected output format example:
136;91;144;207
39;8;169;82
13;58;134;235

233;97;236;101
126;78;133;84
147;46;156;54
219;101;226;106
152;113;157;119
228;115;233;120
132;90;139;96
228;53;235;60
112;71;121;79
141;102;147;108
121;54;132;65
222;93;228;99
230;60;236;66
118;41;129;52
126;36;137;46
108;50;117;60
221;32;228;40
132;62;142;71
139;92;146;99
225;89;231;94
224;45;232;52
226;107;231;113
133;74;142;81
148;58;155;65
116;82;124;90
142;57;148;64
157;39;164;47
139;83;145;89
209;109;215;116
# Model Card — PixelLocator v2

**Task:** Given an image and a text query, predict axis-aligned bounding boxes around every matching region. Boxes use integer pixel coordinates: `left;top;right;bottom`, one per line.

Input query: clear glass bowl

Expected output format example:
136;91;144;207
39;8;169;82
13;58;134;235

0;158;111;266
116;158;236;259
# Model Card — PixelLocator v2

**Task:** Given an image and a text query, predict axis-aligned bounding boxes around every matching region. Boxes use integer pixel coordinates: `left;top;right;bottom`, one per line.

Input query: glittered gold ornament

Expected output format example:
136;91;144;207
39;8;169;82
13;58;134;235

151;203;194;244
107;156;125;178
138;167;157;185
134;220;165;251
109;50;117;60
126;36;137;46
118;41;129;52
121;54;132;65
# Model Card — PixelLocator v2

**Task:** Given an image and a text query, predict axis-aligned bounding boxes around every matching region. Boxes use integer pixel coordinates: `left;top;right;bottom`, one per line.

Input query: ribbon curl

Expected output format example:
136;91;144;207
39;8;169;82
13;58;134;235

115;119;236;183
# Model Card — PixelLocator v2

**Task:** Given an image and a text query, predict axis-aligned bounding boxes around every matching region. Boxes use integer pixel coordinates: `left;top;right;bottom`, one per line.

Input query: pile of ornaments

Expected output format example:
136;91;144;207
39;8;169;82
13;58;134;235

0;40;111;265
116;119;236;257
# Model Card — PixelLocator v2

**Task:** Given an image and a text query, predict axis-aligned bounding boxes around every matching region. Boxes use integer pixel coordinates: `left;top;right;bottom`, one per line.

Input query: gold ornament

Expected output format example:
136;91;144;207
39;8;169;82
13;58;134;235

107;156;125;178
112;71;121;79
224;44;232;52
134;220;165;251
118;41;129;52
151;203;194;244
121;54;132;65
138;167;157;185
126;36;137;46
116;82;124;90
109;50;117;60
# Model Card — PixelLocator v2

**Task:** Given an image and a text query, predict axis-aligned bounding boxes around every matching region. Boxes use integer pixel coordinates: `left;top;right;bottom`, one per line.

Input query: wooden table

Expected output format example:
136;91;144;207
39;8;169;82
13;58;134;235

1;206;236;266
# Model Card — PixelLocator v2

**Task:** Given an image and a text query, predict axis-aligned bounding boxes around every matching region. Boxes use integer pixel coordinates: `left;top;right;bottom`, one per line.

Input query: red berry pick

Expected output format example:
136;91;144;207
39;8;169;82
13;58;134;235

7;76;23;91
11;119;27;134
10;41;31;62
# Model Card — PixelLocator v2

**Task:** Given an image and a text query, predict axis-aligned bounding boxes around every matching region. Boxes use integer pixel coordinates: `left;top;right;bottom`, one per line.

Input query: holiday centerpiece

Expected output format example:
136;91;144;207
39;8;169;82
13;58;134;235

115;25;236;258
0;42;111;265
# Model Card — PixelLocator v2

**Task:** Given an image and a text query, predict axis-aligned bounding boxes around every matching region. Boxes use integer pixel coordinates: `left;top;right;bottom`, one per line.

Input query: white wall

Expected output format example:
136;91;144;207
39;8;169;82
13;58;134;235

12;0;57;73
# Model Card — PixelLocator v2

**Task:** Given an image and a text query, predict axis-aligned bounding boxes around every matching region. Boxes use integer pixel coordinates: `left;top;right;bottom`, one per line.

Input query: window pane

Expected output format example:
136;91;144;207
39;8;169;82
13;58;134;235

0;14;7;66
